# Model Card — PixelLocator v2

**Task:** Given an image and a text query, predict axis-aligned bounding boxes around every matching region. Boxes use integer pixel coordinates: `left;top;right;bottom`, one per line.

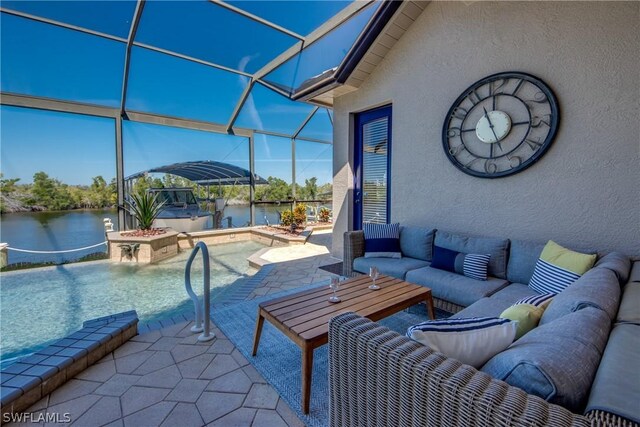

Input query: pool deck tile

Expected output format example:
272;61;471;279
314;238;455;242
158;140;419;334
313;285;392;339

40;355;73;369
20;365;58;381
10;231;339;426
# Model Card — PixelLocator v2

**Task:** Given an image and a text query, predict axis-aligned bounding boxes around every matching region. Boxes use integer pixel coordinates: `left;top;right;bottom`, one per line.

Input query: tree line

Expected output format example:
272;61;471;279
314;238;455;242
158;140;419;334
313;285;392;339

0;172;332;213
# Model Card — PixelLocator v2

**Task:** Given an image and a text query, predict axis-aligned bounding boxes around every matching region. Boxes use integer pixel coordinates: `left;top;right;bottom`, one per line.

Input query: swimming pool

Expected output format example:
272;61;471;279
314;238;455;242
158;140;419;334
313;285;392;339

0;240;264;362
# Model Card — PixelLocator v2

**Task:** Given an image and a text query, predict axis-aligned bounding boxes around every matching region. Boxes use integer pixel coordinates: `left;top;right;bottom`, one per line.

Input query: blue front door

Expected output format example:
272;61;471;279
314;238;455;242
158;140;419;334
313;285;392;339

353;105;392;230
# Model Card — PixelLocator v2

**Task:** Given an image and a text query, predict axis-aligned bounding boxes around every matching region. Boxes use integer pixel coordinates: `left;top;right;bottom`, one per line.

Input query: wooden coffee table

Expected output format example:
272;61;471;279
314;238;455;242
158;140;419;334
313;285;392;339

251;274;434;414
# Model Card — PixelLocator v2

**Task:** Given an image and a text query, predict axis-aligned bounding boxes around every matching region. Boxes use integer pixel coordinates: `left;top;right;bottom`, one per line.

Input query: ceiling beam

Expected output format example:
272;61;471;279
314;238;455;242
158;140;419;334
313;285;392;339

252;0;374;80
0;92;119;118
132;42;253;77
226;79;255;133
293;106;319;139
120;0;146;117
209;0;304;41
0;8;127;43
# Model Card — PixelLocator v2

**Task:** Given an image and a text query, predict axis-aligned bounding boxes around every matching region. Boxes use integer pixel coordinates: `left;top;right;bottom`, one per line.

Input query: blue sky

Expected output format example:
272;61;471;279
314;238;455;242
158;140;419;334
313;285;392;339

0;1;356;186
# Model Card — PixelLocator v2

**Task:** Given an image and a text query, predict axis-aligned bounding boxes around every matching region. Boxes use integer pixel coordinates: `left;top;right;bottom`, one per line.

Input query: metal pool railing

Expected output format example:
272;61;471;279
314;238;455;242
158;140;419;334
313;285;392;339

184;241;216;342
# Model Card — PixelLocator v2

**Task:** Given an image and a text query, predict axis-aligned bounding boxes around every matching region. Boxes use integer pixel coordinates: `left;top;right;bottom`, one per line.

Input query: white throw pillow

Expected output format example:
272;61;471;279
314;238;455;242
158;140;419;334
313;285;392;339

407;317;517;368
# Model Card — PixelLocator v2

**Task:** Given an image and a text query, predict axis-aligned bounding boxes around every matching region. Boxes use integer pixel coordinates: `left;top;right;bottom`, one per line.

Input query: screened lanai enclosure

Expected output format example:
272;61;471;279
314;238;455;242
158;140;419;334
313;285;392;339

0;0;385;230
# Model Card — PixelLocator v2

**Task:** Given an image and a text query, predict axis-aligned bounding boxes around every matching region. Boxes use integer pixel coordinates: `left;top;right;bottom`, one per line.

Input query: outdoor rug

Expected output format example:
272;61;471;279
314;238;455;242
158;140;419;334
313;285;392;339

212;282;449;427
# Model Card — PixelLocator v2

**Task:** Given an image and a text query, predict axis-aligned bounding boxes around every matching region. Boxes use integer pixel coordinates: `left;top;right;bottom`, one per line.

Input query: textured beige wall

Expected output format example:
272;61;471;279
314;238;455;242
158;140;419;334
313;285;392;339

333;1;639;257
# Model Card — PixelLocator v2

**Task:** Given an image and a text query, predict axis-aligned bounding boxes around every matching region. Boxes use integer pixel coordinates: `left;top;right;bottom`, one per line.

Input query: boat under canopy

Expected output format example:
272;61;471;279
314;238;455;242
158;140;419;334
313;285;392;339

124;160;268;186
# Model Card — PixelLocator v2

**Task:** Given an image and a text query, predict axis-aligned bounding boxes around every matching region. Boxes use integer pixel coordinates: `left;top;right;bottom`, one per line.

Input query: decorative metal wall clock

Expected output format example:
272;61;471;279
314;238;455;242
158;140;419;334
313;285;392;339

442;72;560;178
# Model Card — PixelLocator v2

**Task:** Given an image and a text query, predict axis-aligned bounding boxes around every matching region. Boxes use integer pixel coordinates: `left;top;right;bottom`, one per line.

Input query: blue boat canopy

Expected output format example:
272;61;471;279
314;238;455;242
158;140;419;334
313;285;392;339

125;161;268;185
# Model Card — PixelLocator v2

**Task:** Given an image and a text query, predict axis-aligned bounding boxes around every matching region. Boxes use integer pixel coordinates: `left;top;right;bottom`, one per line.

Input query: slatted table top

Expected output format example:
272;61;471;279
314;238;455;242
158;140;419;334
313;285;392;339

258;274;432;345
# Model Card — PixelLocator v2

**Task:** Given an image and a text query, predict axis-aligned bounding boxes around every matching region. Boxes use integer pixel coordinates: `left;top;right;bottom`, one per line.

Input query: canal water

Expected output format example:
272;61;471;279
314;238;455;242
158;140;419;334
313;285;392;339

0;205;293;265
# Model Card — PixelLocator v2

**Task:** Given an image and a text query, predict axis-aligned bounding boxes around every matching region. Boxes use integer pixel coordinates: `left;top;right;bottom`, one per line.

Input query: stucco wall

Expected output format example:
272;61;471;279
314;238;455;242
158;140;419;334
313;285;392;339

333;1;639;257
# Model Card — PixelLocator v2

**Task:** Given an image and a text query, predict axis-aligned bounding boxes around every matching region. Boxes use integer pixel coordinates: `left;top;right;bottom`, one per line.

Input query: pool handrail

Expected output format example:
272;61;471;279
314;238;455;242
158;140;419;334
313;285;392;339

184;241;216;342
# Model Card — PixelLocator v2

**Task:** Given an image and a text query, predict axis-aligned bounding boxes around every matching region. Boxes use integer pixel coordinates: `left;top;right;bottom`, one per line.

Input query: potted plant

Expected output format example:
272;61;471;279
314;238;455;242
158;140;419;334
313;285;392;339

126;190;166;232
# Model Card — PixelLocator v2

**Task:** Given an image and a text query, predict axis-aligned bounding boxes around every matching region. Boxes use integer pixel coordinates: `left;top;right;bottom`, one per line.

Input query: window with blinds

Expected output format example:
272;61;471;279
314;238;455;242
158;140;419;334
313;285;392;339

362;116;388;224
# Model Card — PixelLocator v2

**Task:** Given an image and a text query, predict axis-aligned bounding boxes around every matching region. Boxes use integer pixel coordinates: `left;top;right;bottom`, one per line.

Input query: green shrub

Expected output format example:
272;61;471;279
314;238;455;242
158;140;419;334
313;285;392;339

126;191;165;230
293;203;307;227
280;210;293;226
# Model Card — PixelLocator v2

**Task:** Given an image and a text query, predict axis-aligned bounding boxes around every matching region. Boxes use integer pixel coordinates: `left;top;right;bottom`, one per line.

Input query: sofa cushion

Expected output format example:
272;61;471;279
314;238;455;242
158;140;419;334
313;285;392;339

617;281;640;325
434;231;509;279
482;307;611;413
629;261;640;283
353;256;429;280
488;283;539;304
407;317;516;368
405;266;508;307
363;223;401;258
593;252;631;284
451;297;514;319
507;239;545;284
529;240;597;295
540;267;621;325
586;324;640;424
431;245;491;281
399;226;435;261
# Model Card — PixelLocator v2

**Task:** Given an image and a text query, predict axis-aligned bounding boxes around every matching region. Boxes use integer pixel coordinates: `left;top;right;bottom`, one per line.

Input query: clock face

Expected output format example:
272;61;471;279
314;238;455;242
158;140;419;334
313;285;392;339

442;72;560;178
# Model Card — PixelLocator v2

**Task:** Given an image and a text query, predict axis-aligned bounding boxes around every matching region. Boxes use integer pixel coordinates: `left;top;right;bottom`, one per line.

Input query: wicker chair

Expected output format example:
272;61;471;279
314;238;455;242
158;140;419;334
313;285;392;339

328;313;636;427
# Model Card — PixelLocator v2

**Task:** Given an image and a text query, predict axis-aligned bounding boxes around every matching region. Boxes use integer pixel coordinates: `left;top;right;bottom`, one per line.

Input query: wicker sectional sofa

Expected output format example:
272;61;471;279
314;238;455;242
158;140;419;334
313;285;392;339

333;227;639;426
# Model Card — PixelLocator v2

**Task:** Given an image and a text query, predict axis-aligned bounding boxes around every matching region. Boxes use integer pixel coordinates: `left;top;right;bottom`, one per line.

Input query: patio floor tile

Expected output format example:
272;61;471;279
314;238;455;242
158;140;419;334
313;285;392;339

243;383;279;410
176;354;215;379
132;351;175;376
160;403;204;427
206;369;253;394
94;374;140;396
48;379;100;406
136;365;182;389
199;354;240;380
170;345;208;364
206;407;256;427
165;379;208;403
120;386;170;416
196;391;244;424
252;408;288;427
72;396;121;427
113;341;151;359
114;351;155;374
75;359;116;383
123;401;176;427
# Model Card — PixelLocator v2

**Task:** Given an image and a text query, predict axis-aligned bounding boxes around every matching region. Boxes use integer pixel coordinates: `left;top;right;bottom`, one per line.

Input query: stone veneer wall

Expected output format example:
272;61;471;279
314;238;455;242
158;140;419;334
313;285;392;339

332;1;640;257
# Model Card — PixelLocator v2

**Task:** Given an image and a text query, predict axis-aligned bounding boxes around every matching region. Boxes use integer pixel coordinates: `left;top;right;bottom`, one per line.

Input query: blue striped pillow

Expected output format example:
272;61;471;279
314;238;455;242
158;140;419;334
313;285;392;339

529;259;580;294
363;223;401;258
407;317;517;367
431;245;491;281
514;293;555;308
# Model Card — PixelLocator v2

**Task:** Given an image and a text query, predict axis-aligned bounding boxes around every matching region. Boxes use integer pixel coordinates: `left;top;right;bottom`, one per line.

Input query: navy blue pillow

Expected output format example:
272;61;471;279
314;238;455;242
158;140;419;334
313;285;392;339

431;245;491;281
363;223;401;258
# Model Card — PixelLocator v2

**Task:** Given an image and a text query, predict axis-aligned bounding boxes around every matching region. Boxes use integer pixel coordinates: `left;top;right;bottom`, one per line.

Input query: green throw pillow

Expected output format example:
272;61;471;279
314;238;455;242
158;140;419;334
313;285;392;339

500;304;545;339
541;240;596;275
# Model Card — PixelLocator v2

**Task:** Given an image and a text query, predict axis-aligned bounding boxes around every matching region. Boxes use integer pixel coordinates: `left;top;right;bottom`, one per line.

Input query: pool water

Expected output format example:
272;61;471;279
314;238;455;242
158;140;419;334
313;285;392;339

0;240;264;362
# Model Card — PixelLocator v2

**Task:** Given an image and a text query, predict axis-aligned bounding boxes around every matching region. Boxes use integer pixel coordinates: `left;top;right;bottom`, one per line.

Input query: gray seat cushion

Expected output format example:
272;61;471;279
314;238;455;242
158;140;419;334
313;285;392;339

541;267;621;325
405;266;508;307
628;260;640;283
353;256;429;280
593;252;631;284
482;307;611;413
399;226;435;261
586;324;640;424
507;239;545;284
617;281;640;325
434;231;510;279
450;297;513;319
488;282;539;304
